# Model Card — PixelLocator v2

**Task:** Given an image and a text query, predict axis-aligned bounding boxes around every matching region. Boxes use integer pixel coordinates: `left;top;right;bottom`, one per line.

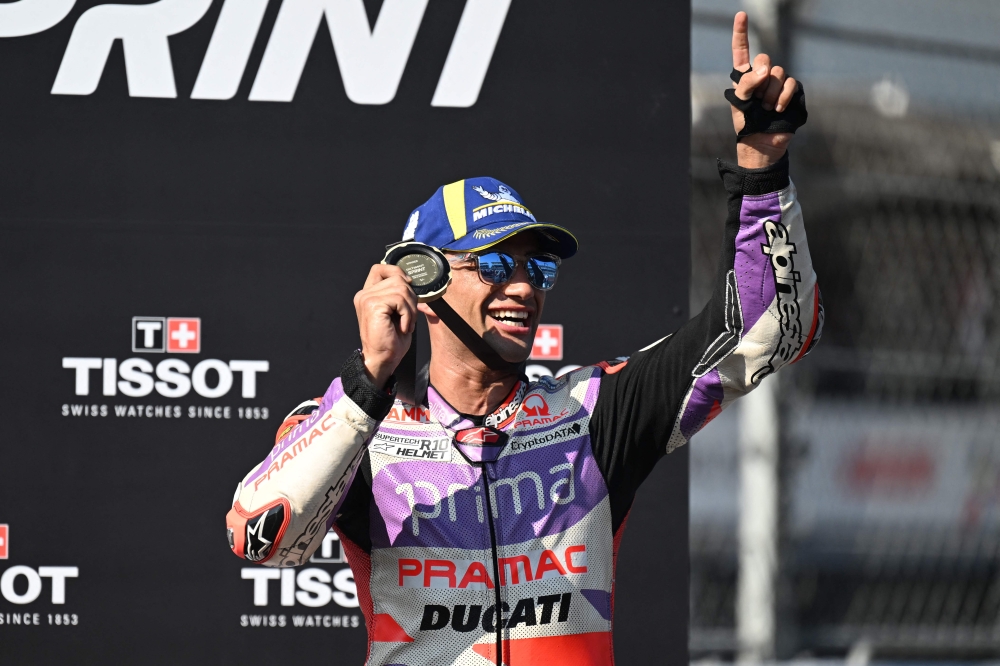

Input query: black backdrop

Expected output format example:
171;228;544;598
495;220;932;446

0;0;690;662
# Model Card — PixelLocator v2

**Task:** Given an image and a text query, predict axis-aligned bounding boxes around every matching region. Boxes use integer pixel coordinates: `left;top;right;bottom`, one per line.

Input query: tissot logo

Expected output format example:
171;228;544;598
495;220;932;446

132;317;201;353
61;316;271;419
0;0;511;106
240;565;358;608
0;526;80;613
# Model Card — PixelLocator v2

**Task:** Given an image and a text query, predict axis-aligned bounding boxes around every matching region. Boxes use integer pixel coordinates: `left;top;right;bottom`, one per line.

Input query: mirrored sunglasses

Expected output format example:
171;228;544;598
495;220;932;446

449;251;561;291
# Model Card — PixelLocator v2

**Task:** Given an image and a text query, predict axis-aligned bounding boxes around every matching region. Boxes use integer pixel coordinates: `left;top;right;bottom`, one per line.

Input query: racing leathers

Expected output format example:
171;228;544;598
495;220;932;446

226;155;823;666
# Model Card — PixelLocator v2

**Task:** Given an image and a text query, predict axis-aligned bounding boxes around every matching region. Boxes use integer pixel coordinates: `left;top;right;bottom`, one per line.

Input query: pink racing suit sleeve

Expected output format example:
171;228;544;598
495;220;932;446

226;350;395;567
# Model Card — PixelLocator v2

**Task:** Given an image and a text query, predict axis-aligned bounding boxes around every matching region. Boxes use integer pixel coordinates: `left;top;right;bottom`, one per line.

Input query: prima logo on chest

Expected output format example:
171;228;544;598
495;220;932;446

371;433;452;461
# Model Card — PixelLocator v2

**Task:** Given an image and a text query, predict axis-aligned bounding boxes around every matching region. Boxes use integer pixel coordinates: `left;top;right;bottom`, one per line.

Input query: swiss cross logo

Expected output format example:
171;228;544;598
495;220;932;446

166;318;201;353
0;524;8;559
530;324;563;361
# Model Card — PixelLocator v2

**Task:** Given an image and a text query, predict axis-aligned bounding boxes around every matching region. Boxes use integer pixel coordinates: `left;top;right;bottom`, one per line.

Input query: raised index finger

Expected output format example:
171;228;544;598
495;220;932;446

732;11;750;69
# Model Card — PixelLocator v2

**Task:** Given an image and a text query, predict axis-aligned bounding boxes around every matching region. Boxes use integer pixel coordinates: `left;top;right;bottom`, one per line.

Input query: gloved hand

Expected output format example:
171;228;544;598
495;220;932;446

725;11;808;167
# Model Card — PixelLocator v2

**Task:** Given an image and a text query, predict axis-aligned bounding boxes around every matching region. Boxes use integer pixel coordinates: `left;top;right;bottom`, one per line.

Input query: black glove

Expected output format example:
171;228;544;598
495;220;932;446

724;66;808;140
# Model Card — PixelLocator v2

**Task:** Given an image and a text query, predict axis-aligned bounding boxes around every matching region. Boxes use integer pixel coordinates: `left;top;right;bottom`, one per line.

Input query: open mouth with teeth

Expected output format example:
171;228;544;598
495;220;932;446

489;309;532;332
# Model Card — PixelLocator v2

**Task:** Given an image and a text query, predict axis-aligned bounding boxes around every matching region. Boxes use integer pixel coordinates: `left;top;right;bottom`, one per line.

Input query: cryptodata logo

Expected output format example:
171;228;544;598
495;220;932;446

0;0;511;106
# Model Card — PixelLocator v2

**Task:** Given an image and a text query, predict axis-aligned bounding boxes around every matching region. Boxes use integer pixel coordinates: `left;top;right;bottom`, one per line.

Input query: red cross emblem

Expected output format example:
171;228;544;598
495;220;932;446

167;318;201;353
530;324;563;361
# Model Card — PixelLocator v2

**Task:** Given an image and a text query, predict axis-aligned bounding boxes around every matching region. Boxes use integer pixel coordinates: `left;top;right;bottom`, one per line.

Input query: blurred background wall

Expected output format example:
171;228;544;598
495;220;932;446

688;0;1000;663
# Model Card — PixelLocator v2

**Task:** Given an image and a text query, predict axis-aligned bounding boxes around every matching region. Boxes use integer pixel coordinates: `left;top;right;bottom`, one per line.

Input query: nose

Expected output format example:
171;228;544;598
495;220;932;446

501;263;536;300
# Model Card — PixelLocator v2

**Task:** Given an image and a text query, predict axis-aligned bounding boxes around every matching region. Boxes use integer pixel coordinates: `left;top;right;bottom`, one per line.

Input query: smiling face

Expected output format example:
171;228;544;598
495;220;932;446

426;231;549;365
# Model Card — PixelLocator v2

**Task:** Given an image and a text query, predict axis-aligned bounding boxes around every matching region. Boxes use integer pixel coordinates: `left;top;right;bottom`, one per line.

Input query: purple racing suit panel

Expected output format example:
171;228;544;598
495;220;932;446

368;414;605;550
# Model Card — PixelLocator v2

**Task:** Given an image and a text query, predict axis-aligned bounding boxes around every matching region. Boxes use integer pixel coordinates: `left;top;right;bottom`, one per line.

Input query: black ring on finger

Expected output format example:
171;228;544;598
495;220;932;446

730;65;752;84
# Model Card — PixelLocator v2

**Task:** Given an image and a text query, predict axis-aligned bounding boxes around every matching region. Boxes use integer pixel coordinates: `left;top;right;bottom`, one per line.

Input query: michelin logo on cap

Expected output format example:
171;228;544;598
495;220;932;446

472;184;519;204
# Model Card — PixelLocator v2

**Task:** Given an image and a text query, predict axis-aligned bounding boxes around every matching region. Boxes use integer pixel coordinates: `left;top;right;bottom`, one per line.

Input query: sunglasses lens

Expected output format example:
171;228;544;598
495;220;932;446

526;256;559;290
477;252;515;285
475;252;559;290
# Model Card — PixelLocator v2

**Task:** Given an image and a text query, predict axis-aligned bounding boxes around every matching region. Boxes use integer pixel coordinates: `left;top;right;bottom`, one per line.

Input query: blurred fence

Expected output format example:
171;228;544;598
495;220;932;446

688;77;1000;661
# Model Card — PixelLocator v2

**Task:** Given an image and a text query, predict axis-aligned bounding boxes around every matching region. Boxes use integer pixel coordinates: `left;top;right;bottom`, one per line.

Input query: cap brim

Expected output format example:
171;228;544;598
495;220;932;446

442;223;578;259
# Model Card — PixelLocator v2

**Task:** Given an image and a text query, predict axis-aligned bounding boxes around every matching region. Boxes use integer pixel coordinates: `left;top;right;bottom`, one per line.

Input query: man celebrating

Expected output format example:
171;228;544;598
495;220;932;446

226;12;821;665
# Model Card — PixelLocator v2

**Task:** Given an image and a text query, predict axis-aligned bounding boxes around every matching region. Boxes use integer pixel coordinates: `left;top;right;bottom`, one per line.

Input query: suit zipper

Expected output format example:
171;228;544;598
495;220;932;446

480;465;503;666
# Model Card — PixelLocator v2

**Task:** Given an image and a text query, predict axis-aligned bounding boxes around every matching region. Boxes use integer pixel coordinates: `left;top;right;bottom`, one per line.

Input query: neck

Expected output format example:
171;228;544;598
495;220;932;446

427;346;519;416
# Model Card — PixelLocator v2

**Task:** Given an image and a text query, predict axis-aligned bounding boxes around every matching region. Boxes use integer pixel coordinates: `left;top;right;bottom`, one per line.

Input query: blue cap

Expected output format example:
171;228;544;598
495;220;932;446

401;177;578;258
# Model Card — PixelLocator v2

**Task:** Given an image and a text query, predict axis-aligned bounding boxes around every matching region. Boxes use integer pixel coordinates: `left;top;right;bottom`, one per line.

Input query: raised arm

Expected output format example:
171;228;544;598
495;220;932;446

665;152;821;446
588;12;821;529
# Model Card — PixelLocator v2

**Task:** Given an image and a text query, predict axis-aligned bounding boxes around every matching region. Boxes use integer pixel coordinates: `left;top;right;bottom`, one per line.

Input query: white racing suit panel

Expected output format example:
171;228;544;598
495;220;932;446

226;377;376;567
